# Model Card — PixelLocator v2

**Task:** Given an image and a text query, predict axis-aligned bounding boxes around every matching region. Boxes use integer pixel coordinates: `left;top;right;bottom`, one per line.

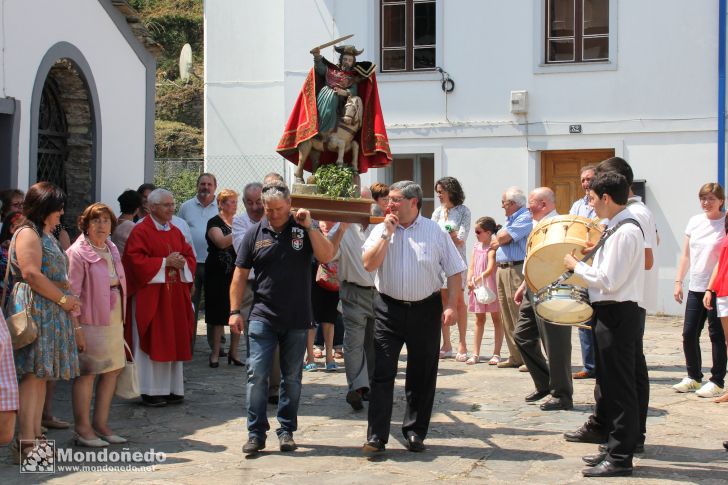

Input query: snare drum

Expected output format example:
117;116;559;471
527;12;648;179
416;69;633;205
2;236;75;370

534;284;593;326
524;215;602;293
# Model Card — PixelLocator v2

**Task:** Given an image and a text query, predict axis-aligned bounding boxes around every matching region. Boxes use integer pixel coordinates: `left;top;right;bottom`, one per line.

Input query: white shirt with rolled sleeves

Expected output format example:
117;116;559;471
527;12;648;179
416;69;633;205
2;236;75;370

627;196;658;312
330;223;375;288
574;208;645;305
363;215;467;301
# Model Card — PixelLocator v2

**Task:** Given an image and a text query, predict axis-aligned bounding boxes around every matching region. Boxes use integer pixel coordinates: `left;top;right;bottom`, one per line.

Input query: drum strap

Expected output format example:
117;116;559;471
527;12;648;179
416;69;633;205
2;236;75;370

550;218;643;287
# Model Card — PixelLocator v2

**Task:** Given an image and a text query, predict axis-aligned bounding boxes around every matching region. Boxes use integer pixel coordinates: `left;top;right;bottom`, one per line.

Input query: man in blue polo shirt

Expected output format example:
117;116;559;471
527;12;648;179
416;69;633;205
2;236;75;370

228;181;335;455
491;186;532;370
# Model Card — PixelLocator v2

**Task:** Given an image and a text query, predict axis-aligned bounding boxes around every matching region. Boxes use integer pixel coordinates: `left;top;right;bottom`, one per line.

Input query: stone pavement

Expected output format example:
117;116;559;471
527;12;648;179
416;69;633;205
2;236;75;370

1;315;728;484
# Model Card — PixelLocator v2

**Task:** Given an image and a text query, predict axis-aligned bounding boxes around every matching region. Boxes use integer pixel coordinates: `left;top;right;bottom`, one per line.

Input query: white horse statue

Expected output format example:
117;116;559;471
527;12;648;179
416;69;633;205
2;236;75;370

295;95;363;183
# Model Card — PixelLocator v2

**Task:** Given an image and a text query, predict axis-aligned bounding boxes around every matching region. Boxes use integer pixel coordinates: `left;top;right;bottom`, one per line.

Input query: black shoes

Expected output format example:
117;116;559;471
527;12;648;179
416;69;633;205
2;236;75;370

140;394;167;407
278;432;297;452
165;394;184;404
564;424;607;444
346;389;364;411
209;355;219;368
363;438;386;453
582;452;607;467
582;460;633;477
406;435;425;452
598;442;644;454
228;354;245;366
525;389;549;402
539;398;573;411
242;437;265;455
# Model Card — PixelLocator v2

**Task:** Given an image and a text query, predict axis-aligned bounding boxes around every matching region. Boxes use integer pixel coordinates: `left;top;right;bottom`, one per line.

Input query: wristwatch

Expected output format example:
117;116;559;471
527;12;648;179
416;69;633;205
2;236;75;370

380;233;391;241
58;295;67;306
229;309;241;316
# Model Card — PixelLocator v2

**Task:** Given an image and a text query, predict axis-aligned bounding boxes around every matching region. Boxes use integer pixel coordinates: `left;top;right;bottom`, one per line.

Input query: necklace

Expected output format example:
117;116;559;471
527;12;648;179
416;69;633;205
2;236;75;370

86;237;109;252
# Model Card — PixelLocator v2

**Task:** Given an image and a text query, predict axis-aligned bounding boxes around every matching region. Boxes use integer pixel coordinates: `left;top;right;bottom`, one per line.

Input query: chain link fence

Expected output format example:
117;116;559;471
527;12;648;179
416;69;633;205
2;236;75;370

154;155;291;208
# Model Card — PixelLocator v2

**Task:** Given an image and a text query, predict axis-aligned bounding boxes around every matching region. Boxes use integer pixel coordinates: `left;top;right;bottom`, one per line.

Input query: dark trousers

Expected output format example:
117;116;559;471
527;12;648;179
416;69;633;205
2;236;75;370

683;290;726;387
514;292;573;402
367;292;442;443
592;301;647;467
590;307;649;446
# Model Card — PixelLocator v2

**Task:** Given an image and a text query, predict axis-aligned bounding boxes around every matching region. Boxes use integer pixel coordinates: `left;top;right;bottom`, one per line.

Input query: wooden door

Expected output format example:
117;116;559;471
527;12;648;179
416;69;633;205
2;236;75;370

541;149;615;215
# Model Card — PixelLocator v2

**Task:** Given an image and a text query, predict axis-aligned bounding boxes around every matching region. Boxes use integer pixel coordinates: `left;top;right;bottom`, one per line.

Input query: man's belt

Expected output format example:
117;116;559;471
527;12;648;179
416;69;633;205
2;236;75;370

343;281;375;290
497;260;524;269
380;292;439;307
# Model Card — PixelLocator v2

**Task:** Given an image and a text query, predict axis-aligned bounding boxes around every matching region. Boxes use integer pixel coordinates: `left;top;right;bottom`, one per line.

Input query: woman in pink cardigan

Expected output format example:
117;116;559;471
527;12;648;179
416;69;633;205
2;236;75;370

67;203;127;447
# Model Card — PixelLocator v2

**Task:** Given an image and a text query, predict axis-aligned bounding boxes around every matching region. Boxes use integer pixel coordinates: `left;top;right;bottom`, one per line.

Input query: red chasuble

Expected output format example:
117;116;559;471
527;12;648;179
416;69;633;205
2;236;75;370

122;216;196;362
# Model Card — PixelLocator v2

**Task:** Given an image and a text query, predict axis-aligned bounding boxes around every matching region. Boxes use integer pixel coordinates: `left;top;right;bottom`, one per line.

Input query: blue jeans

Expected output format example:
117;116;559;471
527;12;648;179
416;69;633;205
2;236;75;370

246;320;307;441
578;319;596;374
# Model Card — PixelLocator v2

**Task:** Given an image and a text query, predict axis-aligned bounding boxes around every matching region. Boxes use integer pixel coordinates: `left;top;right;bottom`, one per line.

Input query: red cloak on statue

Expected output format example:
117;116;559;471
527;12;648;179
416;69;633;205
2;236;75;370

276;64;392;173
122;216;196;362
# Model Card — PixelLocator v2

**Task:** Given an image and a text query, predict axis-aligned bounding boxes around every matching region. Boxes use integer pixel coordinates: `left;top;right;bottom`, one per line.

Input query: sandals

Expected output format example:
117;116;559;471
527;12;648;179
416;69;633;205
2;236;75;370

304;362;318;372
466;355;480;365
455;352;468;363
439;350;453;359
488;355;502;365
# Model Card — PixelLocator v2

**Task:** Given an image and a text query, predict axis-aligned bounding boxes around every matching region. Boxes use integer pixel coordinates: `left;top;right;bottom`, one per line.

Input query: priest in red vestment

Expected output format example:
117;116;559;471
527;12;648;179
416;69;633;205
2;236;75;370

122;188;196;407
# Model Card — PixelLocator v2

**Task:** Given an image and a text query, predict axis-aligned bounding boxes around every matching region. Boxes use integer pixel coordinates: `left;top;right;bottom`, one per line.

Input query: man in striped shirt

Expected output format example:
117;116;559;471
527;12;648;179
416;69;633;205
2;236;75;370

361;180;466;454
0;312;18;445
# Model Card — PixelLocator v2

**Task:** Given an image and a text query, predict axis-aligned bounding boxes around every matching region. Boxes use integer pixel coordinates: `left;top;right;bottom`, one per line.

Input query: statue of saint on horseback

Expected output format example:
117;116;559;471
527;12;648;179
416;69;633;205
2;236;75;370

276;36;391;184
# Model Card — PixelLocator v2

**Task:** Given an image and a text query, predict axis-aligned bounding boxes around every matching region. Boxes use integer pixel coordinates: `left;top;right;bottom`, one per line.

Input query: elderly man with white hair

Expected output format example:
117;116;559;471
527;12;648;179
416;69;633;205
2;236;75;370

490;186;532;371
122;188;197;407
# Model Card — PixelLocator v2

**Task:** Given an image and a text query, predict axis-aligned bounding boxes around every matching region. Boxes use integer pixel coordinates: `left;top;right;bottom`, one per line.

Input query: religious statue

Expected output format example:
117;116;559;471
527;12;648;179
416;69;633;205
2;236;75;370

276;36;391;184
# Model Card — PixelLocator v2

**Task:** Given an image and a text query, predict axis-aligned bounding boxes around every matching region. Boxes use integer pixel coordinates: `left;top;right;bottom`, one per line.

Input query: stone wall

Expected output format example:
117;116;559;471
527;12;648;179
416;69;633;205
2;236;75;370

48;60;93;237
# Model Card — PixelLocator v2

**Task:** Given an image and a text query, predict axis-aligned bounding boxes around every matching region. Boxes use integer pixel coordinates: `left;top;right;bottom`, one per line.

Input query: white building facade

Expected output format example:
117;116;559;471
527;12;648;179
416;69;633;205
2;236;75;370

205;0;725;315
0;0;156;224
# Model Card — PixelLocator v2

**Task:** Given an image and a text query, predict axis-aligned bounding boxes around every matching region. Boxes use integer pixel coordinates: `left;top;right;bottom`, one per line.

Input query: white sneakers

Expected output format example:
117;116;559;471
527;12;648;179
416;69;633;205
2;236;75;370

673;378;726;397
672;377;701;393
695;381;725;398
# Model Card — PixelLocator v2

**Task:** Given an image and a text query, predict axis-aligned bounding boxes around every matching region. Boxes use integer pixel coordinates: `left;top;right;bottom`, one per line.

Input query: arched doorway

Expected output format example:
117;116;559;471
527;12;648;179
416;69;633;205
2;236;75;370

30;43;101;240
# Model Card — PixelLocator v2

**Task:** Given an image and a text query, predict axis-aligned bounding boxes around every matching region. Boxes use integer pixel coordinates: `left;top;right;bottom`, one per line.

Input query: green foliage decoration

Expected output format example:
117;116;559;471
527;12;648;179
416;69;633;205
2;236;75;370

314;165;358;198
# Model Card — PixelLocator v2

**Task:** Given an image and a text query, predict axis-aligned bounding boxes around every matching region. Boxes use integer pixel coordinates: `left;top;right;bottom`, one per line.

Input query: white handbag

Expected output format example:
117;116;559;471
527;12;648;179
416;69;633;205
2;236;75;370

115;341;140;399
473;276;497;305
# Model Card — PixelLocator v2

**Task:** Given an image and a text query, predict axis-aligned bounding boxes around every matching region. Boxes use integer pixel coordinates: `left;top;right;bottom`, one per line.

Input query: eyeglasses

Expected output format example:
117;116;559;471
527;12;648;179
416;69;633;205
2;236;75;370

388;196;407;204
89;218;111;225
700;196;720;203
501;200;512;208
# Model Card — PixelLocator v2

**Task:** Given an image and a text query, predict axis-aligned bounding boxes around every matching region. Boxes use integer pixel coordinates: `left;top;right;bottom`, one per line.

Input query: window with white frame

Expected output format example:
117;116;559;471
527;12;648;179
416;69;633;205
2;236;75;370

380;0;436;72
546;0;609;63
386;154;435;217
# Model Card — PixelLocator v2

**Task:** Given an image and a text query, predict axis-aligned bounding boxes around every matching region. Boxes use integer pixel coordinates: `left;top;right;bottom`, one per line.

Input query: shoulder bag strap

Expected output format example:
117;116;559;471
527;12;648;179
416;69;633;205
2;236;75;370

550;217;643;287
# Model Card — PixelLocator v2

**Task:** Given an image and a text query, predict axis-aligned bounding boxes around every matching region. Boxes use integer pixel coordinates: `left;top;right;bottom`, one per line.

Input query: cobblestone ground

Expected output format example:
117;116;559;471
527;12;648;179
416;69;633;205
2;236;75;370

1;315;728;484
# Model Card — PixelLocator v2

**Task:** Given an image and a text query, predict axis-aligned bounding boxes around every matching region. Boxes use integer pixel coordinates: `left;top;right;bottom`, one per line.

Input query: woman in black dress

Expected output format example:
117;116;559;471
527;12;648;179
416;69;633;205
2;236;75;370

204;189;242;367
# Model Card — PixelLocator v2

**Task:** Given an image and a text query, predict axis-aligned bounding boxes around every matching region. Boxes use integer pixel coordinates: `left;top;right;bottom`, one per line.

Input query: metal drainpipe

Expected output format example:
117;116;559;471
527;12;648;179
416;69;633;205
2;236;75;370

719;0;726;186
